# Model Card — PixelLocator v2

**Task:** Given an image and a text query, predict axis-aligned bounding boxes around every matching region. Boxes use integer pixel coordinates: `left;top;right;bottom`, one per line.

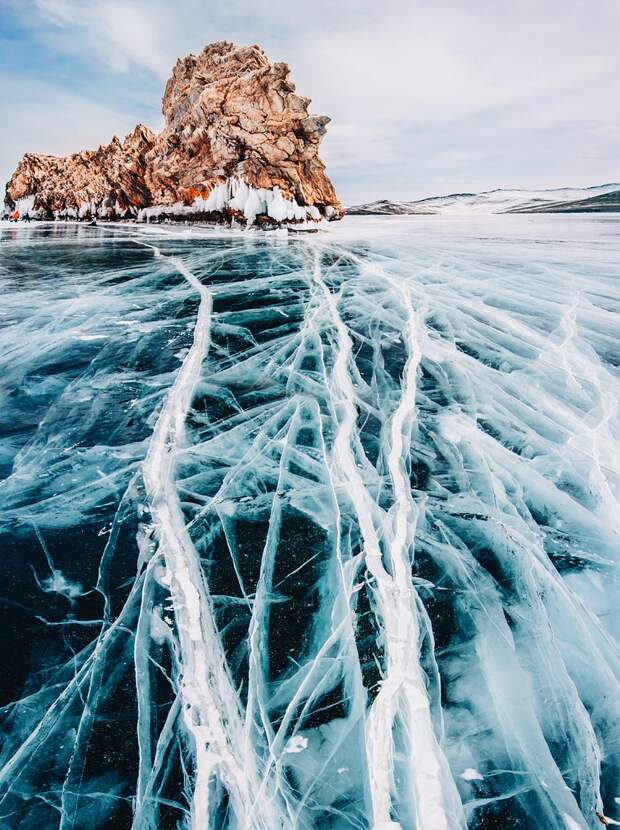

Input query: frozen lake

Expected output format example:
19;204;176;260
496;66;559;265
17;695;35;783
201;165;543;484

0;215;619;829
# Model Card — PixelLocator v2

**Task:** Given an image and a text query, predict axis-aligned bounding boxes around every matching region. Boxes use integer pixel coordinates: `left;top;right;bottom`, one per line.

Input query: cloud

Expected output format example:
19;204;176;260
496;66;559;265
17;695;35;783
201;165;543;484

2;0;619;202
0;78;143;193
35;0;172;76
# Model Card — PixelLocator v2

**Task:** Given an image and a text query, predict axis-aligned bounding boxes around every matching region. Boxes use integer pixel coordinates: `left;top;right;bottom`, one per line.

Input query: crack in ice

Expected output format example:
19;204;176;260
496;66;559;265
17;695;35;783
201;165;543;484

1;218;619;830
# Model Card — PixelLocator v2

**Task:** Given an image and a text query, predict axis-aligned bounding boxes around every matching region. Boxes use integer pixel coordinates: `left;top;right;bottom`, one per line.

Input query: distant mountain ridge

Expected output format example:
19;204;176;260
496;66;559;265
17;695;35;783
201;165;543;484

347;184;620;215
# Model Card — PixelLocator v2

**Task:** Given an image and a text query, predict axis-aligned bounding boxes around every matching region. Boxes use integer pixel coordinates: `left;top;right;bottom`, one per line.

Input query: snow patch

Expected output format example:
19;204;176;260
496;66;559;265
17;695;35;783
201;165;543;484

40;570;83;599
459;768;484;782
562;814;586;830
284;736;308;754
438;411;476;443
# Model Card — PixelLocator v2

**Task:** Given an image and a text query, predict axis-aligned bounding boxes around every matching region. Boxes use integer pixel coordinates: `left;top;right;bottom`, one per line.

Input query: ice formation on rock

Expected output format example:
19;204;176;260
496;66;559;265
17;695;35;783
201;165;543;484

0;215;618;829
136;178;321;226
4;42;343;226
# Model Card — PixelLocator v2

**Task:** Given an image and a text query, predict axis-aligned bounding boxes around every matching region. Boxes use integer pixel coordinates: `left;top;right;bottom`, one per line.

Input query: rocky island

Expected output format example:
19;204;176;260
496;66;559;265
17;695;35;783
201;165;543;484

4;41;343;227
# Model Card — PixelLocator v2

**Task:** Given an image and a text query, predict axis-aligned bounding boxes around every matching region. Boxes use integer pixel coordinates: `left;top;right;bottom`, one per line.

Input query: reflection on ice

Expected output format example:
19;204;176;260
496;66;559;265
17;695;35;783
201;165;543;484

0;216;619;829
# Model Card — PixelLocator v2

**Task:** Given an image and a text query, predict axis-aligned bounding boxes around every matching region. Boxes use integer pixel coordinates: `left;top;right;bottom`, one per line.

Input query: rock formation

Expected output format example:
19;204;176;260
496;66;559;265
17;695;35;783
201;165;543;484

5;41;343;226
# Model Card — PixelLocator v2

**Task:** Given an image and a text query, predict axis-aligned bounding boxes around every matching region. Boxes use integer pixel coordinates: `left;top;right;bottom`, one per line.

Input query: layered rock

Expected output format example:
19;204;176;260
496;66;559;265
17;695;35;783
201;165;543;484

5;41;343;225
7;126;157;220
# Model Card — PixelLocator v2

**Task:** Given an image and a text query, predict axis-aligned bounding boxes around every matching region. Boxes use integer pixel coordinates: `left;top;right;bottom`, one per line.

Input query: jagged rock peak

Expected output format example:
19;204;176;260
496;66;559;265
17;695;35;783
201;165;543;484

5;40;343;225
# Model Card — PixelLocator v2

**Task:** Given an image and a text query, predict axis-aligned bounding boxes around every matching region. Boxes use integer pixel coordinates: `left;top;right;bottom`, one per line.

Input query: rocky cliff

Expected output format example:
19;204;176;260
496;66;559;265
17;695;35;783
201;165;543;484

5;41;343;226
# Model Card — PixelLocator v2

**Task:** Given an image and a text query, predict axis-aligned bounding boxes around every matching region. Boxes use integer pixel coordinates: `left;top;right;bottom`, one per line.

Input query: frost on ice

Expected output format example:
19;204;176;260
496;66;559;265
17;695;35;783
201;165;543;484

0;217;619;829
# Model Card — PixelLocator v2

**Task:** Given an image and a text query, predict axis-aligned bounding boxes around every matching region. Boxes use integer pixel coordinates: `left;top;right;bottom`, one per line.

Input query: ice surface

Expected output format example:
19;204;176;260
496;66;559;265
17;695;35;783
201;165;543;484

0;215;619;829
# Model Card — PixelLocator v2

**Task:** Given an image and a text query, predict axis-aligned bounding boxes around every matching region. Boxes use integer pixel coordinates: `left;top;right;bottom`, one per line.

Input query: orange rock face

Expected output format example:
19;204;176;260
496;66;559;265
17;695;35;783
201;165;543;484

5;41;343;224
6;126;157;218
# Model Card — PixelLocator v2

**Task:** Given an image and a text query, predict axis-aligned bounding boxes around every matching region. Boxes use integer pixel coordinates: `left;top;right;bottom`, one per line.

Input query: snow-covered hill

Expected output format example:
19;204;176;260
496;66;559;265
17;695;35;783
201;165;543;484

347;184;620;215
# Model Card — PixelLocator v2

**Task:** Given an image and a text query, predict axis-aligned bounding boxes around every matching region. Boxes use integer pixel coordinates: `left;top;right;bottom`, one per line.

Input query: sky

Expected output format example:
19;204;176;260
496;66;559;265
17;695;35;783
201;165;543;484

1;0;619;204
